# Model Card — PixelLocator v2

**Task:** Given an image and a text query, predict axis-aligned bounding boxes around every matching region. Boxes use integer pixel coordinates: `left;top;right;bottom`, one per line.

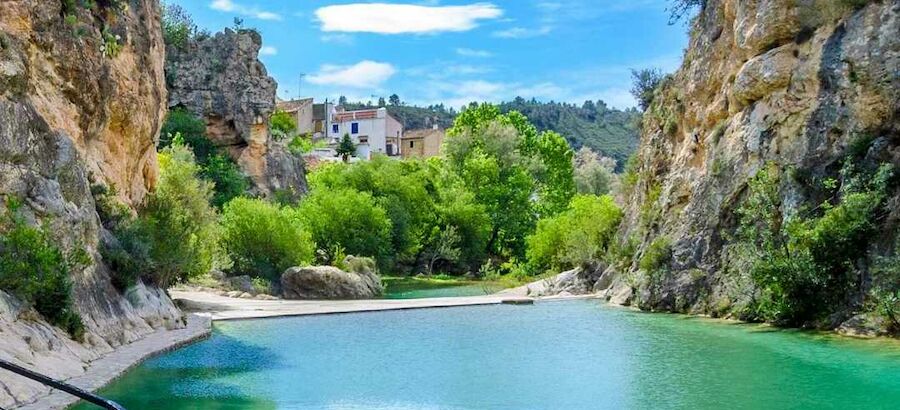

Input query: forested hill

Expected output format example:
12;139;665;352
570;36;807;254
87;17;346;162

498;98;641;165
339;97;641;165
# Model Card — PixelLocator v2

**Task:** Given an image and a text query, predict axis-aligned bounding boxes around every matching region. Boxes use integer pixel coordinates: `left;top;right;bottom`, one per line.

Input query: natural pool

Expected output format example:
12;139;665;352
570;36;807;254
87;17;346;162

76;300;900;409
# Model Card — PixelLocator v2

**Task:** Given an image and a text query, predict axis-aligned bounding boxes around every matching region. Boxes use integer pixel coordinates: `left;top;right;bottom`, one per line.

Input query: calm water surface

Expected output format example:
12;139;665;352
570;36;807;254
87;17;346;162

77;300;900;410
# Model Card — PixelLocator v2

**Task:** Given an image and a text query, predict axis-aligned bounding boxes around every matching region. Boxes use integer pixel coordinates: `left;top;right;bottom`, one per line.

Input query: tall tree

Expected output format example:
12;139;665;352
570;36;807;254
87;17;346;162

389;94;401;106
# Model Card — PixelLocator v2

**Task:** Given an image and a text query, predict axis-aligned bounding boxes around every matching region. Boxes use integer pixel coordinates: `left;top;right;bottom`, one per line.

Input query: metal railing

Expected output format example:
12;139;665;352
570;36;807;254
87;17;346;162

0;358;125;410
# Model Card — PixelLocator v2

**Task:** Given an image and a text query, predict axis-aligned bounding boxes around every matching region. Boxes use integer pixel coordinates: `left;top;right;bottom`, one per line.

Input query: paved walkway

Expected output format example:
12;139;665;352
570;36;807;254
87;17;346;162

170;290;547;321
17;315;211;410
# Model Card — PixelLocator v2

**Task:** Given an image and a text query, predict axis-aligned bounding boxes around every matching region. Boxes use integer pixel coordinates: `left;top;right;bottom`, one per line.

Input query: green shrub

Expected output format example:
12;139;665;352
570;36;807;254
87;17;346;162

270;109;296;140
736;162;894;325
160;108;215;161
0;202;86;339
201;154;248;208
221;197;315;281
526;195;623;273
639;237;672;273
161;109;248;207
294;188;392;264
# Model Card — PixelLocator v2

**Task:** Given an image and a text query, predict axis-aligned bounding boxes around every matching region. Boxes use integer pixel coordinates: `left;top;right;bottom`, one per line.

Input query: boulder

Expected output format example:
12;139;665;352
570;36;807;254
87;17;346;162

281;266;383;300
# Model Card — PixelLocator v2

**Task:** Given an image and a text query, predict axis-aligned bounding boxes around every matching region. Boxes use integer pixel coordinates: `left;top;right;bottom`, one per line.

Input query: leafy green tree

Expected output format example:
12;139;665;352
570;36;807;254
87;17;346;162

141;143;219;287
336;133;356;162
389;94;401;106
294;188;393;265
526;195;623;273
445;103;575;258
220;197;315;281
162;3;206;49
378;97;386;107
630;68;664;111
574;147;617;195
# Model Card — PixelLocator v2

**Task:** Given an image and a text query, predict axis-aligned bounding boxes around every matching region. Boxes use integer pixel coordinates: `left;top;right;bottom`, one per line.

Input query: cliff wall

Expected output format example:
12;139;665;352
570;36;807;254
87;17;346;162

602;0;899;331
166;28;307;199
0;1;183;406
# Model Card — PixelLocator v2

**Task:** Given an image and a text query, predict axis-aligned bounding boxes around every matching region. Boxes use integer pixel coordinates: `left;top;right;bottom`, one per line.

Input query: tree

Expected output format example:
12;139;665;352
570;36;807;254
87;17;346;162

574;147;616;196
338;95;348;106
424;226;462;274
630;68;664;111
294;188;393;265
378;97;386;107
336;134;356;162
389;94;401;106
445;104;575;258
141;143;219;287
221;198;315;281
667;0;707;25
161;3;196;49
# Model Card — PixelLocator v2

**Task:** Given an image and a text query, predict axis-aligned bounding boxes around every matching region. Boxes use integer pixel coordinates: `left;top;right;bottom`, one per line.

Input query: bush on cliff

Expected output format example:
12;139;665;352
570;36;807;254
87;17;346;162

220;197;315;281
0;200;87;339
737;162;895;326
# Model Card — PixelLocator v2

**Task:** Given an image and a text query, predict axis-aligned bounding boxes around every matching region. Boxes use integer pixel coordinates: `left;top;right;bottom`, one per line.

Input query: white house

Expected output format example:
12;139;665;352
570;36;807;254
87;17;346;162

328;107;403;159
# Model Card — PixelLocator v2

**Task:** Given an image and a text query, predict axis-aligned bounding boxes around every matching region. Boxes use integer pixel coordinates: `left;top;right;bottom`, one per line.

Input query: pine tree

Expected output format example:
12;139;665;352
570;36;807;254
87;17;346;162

336;134;356;162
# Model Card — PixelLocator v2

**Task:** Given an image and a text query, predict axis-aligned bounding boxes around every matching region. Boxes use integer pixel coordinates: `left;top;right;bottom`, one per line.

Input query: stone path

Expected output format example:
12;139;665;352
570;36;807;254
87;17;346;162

16;315;211;410
170;290;551;321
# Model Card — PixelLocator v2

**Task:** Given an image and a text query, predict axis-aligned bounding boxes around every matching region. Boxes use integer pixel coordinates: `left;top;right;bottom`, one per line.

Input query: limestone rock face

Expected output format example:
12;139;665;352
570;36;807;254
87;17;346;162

282;266;383;300
606;1;899;323
165;29;307;199
0;2;183;407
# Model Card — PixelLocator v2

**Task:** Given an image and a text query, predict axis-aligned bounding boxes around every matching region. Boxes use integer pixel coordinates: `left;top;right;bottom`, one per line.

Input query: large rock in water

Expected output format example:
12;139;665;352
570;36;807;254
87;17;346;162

282;266;383;300
0;1;184;407
165;28;307;200
604;0;899;325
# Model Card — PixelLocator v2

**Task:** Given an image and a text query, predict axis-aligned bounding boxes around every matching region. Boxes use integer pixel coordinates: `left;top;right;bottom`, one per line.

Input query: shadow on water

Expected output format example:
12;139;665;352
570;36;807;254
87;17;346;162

72;332;280;410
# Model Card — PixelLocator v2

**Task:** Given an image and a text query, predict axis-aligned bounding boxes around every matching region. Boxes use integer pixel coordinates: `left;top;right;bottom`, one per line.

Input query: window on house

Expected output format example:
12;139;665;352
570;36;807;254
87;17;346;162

409;141;415;148
332;124;339;134
359;137;368;144
351;123;359;134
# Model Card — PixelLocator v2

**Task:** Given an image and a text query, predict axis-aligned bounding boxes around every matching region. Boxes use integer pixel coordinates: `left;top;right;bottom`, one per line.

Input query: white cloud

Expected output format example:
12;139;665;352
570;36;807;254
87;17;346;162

492;26;553;38
259;46;277;56
210;0;282;21
307;61;397;89
456;48;493;58
315;3;503;34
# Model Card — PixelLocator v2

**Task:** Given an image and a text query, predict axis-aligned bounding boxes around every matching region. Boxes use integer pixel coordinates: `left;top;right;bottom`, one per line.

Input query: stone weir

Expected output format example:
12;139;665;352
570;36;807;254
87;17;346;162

0;1;191;407
165;28;308;200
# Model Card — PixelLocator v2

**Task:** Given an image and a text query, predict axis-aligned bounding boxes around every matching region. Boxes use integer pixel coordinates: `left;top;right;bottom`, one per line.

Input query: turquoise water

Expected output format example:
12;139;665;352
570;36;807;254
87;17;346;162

76;300;900;409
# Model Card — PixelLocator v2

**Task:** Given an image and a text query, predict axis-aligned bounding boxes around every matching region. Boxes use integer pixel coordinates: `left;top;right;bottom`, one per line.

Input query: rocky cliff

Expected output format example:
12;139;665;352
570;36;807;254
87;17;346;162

0;1;183;406
600;0;899;331
165;28;307;199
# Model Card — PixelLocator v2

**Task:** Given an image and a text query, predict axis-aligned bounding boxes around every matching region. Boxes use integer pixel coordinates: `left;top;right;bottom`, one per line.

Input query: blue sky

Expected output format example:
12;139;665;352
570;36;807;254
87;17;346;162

172;0;689;110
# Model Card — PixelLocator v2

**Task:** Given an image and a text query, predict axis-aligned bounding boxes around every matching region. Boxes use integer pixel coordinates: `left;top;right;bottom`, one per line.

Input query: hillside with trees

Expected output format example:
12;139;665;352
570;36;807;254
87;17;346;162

339;95;641;166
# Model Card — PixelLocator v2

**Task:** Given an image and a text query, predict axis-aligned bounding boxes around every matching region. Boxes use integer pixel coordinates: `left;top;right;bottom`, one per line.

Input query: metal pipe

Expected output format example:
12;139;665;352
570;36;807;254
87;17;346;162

0;358;126;410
